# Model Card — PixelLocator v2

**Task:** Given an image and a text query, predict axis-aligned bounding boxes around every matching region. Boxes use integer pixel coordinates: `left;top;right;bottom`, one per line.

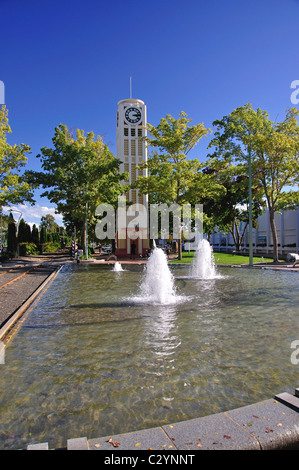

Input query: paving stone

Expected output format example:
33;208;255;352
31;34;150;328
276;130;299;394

227;399;299;450
27;442;49;450
161;412;259;450
88;426;174;450
275;392;299;411
67;437;89;450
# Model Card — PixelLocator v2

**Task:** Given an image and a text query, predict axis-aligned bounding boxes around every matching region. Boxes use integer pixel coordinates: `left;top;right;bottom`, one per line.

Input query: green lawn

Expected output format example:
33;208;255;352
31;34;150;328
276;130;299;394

170;251;274;265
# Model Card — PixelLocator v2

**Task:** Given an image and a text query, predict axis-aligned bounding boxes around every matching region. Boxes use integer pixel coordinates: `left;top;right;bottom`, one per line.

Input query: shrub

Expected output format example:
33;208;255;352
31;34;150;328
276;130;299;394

42;241;61;253
19;242;39;256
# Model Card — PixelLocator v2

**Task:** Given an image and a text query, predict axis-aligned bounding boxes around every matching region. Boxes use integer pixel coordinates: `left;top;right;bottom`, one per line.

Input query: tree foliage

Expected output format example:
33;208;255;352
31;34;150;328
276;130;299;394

208;104;299;260
27;124;128;254
135;112;211;258
0;105;34;206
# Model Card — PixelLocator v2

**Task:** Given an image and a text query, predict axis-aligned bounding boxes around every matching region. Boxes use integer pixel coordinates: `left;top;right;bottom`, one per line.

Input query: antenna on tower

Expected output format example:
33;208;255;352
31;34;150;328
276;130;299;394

130;76;132;99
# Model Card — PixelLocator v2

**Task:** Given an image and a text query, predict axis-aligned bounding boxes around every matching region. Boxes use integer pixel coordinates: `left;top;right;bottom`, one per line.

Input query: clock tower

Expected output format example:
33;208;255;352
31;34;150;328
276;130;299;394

115;98;149;257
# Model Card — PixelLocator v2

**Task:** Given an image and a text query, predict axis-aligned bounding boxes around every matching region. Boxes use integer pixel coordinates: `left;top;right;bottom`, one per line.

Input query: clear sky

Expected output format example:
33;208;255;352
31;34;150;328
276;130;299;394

1;0;299;226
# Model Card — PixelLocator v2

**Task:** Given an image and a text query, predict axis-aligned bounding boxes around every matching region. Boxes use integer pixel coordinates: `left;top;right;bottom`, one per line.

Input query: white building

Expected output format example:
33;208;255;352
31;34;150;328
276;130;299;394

210;208;299;257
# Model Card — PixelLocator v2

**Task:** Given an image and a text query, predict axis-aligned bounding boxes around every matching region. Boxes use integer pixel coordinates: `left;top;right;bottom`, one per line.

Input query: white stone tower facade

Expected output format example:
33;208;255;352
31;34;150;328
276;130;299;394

115;98;149;257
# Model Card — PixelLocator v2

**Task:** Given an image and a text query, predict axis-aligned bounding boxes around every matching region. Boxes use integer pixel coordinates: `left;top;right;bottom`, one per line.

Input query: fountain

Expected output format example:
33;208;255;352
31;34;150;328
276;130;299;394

112;262;124;272
134;245;178;304
191;238;220;279
0;257;298;450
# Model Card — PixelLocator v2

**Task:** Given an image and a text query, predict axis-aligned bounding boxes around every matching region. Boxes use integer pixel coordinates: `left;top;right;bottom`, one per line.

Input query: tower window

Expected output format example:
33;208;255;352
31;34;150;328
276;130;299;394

131;139;136;156
124;128;129;136
124;139;129;155
131;163;136;183
138;139;143;156
131;190;137;204
131;128;136;136
124;163;129;181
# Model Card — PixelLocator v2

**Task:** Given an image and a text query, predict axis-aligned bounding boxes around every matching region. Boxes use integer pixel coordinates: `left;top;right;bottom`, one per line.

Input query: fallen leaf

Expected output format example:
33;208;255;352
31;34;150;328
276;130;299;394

108;437;120;447
265;428;273;433
185;442;193;445
134;443;141;447
94;443;100;448
223;435;231;439
276;423;282;427
253;415;259;419
197;443;202;448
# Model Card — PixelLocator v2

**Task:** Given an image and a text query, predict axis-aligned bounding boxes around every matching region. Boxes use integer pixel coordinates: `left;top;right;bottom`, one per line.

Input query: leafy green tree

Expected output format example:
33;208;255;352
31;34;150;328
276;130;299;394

193;164;264;250
0;105;34;206
135;112;211;259
31;224;39;246
40;214;59;233
17;218;28;243
28;125;127;256
25;223;32;243
209;104;299;261
7;213;17;256
39;226;47;245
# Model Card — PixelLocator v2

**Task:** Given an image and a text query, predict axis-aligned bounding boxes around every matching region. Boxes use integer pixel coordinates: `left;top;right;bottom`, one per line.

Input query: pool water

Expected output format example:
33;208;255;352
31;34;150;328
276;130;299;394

0;264;298;449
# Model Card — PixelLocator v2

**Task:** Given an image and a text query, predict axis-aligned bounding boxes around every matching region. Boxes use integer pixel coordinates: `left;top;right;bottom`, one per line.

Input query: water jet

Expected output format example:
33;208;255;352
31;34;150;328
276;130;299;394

191;238;220;279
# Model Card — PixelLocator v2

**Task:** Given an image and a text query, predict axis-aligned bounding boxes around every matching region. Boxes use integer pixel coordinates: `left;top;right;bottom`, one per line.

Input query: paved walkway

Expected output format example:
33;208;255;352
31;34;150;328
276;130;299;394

0;251;70;328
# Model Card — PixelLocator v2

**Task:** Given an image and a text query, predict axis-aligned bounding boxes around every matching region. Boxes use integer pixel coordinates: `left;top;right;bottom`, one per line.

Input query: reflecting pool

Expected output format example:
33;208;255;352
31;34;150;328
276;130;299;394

0;264;298;449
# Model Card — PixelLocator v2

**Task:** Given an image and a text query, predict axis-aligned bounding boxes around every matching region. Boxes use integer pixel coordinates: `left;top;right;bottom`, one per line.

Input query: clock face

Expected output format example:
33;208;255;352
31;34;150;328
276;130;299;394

125;107;142;123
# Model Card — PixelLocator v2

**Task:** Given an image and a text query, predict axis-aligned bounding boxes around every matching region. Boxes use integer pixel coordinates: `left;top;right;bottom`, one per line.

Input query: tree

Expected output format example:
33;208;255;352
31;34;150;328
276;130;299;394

27;125;127;257
135;112;211;259
194;164;264;250
17;218;28;243
40;214;59;233
31;224;39;246
0;105;34;206
7;213;17;256
208;104;299;261
39;226;47;246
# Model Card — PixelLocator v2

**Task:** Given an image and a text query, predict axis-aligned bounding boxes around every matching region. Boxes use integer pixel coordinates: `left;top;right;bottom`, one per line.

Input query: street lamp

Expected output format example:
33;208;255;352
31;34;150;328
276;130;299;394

248;146;253;267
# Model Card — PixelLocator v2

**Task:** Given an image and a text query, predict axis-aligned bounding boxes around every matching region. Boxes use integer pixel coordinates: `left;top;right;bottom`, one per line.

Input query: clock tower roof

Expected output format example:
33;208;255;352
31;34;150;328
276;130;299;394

117;98;144;106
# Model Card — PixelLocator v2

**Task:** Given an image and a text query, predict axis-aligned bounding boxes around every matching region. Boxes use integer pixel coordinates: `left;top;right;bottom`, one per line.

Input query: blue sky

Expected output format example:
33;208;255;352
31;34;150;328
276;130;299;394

1;0;299;226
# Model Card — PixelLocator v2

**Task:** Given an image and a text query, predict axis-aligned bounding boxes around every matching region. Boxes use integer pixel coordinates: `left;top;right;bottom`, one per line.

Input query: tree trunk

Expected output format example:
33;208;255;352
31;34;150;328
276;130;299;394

178;237;182;260
230;221;239;251
269;208;279;262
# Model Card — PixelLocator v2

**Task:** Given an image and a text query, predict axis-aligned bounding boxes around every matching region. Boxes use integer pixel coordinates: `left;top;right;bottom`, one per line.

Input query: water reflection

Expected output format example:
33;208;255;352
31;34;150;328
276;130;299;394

143;305;180;359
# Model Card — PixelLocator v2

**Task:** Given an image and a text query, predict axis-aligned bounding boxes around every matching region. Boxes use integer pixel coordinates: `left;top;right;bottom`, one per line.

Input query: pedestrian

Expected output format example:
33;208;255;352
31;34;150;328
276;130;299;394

131;241;136;259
